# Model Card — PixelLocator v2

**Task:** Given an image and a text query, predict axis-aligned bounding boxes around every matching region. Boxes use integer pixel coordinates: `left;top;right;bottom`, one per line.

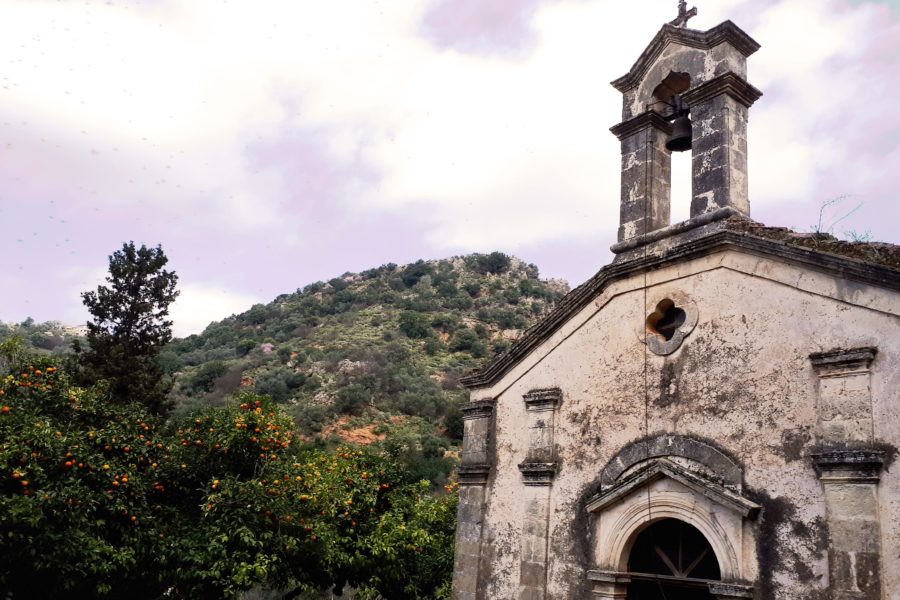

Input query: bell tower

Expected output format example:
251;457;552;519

610;4;762;246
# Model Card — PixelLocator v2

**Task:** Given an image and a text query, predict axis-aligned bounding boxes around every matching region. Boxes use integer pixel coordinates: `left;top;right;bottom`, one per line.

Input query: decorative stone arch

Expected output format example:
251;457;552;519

601;489;740;580
586;436;759;599
600;433;743;489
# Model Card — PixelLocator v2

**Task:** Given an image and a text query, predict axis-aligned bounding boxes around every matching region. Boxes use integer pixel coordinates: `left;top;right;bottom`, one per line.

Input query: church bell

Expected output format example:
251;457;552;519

665;94;692;152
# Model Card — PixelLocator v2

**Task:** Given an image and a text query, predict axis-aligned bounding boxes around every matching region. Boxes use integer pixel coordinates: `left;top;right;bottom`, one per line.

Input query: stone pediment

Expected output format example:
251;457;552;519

586;458;760;518
611;21;760;93
459;222;900;390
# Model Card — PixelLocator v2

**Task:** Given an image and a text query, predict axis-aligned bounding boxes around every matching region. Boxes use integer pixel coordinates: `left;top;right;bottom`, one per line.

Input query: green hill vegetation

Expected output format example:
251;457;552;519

0;319;85;355
162;253;567;482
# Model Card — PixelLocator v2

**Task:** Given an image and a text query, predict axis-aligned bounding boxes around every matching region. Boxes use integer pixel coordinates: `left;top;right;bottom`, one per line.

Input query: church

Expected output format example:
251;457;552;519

451;5;900;600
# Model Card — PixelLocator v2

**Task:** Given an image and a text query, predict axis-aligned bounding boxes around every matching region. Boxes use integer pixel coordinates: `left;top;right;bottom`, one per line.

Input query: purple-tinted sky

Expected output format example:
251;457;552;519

1;0;898;336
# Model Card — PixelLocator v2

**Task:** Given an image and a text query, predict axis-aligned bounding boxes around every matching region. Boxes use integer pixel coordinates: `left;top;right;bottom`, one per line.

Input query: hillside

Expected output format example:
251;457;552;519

162;253;568;481
0;319;85;354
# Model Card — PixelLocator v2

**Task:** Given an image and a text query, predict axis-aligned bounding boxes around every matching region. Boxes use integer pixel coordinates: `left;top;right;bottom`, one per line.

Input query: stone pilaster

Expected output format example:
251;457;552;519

812;451;885;600
610;112;672;242
682;72;762;218
453;399;495;600
809;348;883;600
810;347;877;443
516;388;560;600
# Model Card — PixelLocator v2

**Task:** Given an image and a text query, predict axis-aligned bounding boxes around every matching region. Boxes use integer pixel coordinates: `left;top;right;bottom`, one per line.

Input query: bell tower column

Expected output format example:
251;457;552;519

610;113;673;242
682;73;762;217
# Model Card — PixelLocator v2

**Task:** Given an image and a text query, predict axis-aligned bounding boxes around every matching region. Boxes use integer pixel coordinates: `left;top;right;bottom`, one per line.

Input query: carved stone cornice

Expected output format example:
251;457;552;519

517;462;558;486
460;399;495;420
811;450;885;483
681;71;763;108
610;111;672;141
587;570;632;585
708;582;754;598
523;388;562;412
611;21;761;92
810;347;877;372
457;464;491;485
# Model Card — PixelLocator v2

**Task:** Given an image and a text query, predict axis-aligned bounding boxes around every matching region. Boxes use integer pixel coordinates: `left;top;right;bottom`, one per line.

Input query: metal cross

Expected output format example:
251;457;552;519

669;0;698;28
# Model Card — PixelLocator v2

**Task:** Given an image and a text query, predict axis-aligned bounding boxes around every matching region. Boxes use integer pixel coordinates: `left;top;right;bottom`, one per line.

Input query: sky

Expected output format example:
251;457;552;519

1;0;898;337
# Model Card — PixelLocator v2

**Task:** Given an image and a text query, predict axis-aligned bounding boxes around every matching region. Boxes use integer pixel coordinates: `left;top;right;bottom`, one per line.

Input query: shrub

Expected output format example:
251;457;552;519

188;360;227;395
448;330;487;357
467;252;511;275
398;312;431;339
401;261;434;288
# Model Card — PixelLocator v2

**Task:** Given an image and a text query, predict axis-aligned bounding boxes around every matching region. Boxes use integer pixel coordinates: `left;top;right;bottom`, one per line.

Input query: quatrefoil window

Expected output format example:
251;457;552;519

646;299;687;341
638;293;698;355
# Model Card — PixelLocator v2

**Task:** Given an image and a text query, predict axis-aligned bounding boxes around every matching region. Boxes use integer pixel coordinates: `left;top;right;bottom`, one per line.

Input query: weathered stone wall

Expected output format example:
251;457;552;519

463;250;900;599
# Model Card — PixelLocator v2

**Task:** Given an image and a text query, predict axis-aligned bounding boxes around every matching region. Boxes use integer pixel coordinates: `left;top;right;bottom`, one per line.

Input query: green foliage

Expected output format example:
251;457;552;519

400;261;434;288
75;242;179;416
398;311;432;339
188;360;228;395
0;355;170;598
448;330;487;358
0;354;457;599
236;338;257;356
466;251;511;275
443;402;464;441
335;383;372;416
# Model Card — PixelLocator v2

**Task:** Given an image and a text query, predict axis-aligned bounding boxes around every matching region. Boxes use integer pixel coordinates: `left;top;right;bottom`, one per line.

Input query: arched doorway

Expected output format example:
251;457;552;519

626;519;721;600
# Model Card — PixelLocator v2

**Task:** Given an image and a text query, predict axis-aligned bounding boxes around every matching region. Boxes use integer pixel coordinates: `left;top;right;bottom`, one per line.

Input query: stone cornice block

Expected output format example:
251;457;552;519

523;388;562;411
457;464;491;485
587;570;632;584
681;71;763;108
610;206;740;254
612;20;761;92
517;462;557;486
811;449;885;483
610;111;672;141
460;398;495;420
708;582;754;598
810;347;877;372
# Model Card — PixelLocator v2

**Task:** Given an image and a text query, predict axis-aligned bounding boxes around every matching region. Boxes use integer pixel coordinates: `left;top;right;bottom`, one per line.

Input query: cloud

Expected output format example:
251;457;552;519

421;0;548;55
1;0;898;332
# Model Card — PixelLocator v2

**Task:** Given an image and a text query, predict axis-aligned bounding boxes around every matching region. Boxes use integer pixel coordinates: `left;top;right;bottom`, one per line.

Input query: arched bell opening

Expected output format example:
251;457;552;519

651;71;693;224
625;518;721;600
650;71;691;115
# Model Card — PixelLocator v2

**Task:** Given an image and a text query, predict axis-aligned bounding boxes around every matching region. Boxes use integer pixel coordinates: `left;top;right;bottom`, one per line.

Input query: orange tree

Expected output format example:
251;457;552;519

0;345;456;599
153;401;457;599
0;346;171;598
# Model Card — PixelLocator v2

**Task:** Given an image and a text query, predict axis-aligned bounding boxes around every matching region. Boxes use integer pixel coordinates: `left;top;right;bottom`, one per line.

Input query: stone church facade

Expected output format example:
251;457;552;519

451;10;900;600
